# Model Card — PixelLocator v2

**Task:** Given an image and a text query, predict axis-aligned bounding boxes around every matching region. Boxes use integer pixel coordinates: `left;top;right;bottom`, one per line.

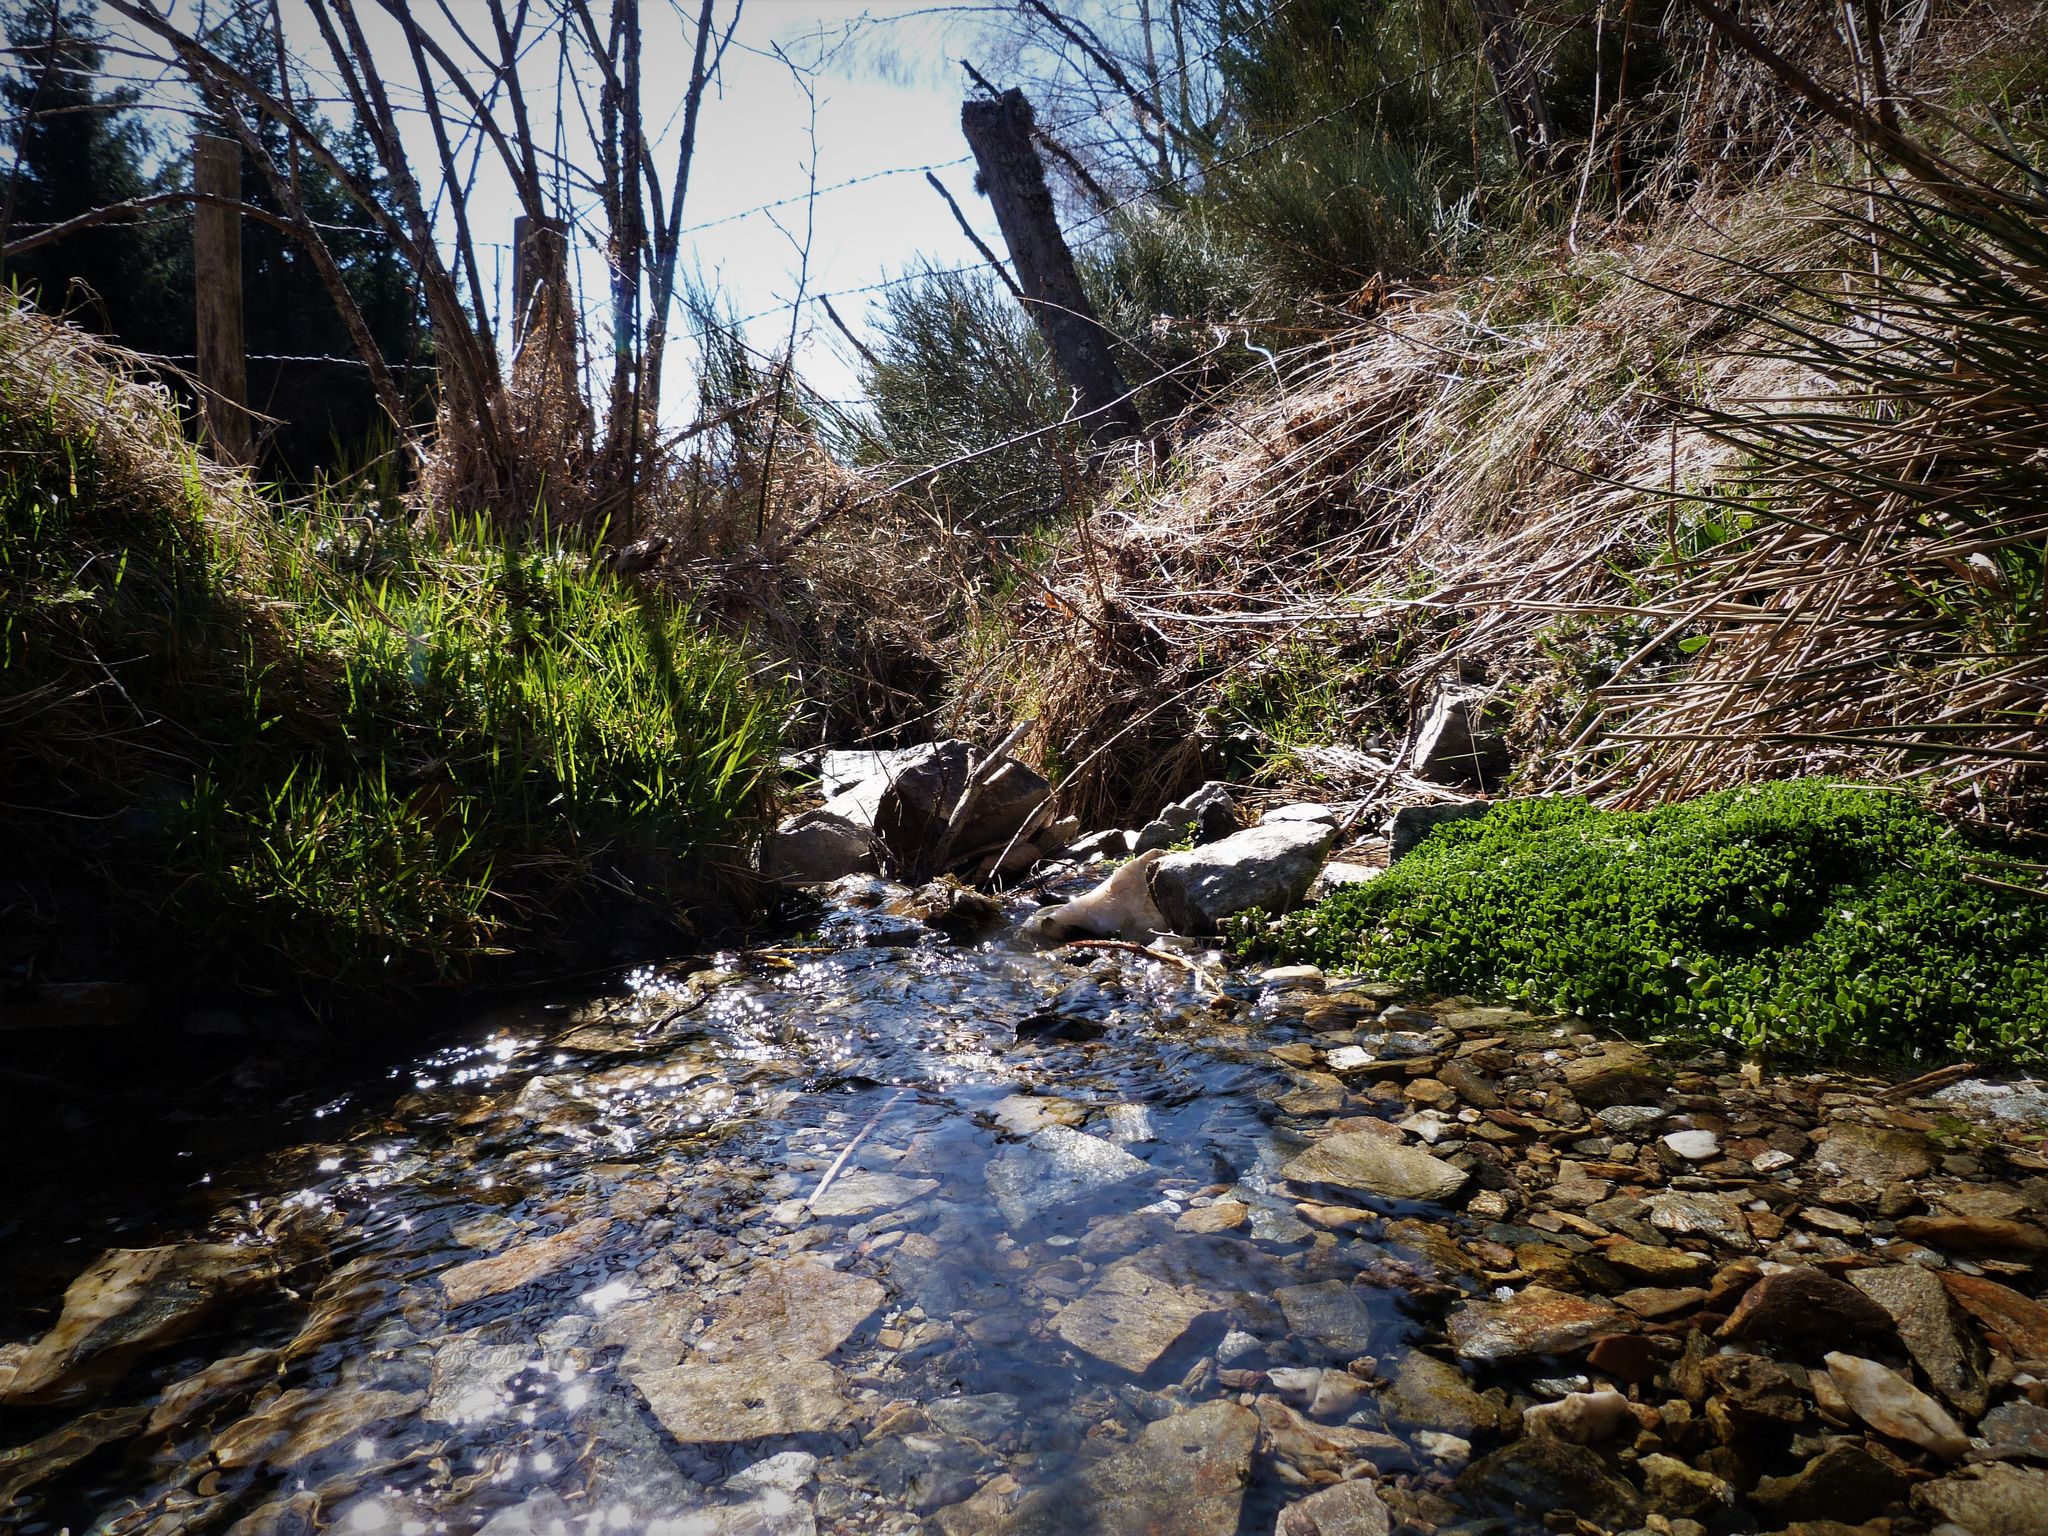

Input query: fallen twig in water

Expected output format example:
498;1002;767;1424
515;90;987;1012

1056;938;1223;996
807;1087;909;1211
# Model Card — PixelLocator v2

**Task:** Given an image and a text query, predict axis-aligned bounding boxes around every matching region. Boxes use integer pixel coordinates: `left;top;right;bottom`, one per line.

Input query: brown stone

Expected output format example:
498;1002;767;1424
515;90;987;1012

1943;1271;2048;1361
1897;1214;2048;1254
1718;1265;1897;1350
440;1217;611;1308
1587;1332;1664;1383
1447;1287;1626;1363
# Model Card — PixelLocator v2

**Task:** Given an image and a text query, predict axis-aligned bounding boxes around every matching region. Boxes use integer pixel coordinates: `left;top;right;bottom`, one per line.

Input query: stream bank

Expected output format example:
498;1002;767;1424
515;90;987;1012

6;878;2048;1535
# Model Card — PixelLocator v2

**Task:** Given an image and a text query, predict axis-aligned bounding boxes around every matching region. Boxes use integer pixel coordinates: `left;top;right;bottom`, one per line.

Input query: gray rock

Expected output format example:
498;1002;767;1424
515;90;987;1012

1388;799;1491;862
1816;1123;1934;1183
1982;1400;2048;1462
996;1401;1257;1536
1275;1280;1379;1356
1932;1079;2048;1128
1262;802;1342;827
819;747;924;797
1065;829;1134;861
1310;861;1381;898
925;1394;1021;1445
984;1126;1150;1229
1850;1264;1990;1416
424;1333;535;1425
1145;781;1238;848
1280;1131;1468;1204
1915;1464;2048;1536
1412;685;1510;791
869;740;1051;878
1646;1190;1757;1251
1277;1479;1391;1536
760;809;877;885
1149;821;1337;933
806;1171;937;1220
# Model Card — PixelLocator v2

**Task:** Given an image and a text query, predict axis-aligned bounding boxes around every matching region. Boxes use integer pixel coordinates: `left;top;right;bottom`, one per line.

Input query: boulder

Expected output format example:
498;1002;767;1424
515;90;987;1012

1149;821;1337;933
1132;782;1238;853
1388;799;1491;862
1411;685;1509;791
870;740;1051;878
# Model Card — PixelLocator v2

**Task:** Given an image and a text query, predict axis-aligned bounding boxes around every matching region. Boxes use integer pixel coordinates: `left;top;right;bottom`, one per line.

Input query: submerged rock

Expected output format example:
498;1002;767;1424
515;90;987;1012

996;1400;1258;1536
1276;1479;1391;1536
0;1243;275;1406
439;1215;610;1307
1052;1262;1223;1375
1150;821;1336;933
1914;1464;2048;1536
1456;1436;1643;1529
984;1125;1150;1228
1448;1288;1625;1363
1279;1131;1468;1204
1850;1264;1989;1416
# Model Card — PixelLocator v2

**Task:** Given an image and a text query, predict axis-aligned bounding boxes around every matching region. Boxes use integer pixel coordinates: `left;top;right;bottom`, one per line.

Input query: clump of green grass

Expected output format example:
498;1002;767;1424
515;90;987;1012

1;301;779;1003
1258;781;2048;1063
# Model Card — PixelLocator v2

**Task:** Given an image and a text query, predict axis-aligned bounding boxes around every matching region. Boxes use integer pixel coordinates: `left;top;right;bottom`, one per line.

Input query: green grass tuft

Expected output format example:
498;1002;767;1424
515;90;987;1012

2;302;780;1004
1259;781;2048;1063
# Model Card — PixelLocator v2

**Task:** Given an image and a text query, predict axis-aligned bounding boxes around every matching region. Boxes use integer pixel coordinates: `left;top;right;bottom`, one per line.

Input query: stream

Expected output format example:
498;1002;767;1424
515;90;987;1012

7;878;2048;1535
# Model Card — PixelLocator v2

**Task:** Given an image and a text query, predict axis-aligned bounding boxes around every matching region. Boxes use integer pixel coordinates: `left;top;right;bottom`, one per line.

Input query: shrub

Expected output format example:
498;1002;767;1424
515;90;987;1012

1261;780;2048;1062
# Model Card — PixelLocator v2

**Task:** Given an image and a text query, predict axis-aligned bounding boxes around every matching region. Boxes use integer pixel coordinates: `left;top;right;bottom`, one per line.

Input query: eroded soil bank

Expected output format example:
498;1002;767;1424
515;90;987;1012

5;882;2048;1536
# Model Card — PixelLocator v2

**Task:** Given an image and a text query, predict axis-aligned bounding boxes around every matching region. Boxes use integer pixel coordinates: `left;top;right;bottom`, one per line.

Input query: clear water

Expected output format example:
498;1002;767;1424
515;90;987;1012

1;892;1496;1535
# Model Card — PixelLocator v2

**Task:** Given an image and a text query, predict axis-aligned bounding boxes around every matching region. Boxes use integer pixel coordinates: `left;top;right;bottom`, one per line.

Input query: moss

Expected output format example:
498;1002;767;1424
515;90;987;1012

1256;781;2048;1063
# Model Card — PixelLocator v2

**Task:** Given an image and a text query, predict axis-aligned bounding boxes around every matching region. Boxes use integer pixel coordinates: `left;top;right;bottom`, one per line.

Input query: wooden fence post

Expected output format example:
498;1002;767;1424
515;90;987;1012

192;134;249;462
960;88;1141;447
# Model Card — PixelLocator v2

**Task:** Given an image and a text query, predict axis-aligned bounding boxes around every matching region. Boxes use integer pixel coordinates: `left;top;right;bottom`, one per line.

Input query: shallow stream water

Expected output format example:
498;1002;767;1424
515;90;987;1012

2;883;1506;1534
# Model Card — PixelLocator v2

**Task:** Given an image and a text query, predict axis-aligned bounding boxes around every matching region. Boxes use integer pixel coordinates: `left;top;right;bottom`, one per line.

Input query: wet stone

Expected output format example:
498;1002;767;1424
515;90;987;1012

1052;1262;1222;1375
984;1125;1150;1229
1448;1287;1625;1363
1647;1190;1757;1251
995;1400;1258;1536
1379;1350;1501;1436
1850;1263;1989;1416
440;1215;611;1307
1279;1131;1468;1204
1275;1279;1379;1356
1914;1463;2048;1536
1752;1439;1908;1523
1816;1124;1934;1184
1719;1264;1898;1350
1983;1400;2048;1461
807;1170;939;1219
1825;1350;1969;1460
1456;1436;1644;1530
0;1244;276;1406
1277;1479;1392;1536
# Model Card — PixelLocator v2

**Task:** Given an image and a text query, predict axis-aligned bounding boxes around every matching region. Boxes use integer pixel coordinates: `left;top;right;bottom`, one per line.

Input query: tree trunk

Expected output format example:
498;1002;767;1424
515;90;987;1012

960;88;1141;447
1472;0;1558;169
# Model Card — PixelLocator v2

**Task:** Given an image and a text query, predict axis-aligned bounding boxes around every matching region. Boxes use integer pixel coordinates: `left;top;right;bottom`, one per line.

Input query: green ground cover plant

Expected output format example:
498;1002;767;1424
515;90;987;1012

1;303;779;1004
1259;781;2048;1063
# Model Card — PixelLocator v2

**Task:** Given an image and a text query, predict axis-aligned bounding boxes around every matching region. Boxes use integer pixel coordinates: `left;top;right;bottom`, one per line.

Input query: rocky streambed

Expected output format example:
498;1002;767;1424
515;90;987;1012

6;880;2048;1536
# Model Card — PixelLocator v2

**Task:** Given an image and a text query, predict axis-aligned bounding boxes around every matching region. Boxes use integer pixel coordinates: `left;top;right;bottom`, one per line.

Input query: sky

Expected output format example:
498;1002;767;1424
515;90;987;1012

305;0;1021;417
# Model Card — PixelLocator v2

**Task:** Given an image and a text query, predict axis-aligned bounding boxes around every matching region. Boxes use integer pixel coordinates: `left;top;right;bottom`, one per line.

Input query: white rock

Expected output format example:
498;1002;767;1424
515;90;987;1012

1751;1149;1796;1173
1824;1351;1970;1460
1523;1388;1632;1444
1661;1130;1721;1161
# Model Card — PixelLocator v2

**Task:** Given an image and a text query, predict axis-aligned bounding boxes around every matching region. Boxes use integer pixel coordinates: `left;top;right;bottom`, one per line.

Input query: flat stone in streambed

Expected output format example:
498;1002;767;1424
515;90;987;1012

1447;1287;1626;1363
1455;1436;1643;1530
806;1171;938;1220
984;1126;1150;1229
1280;1132;1468;1205
995;1400;1258;1536
1052;1263;1224;1375
0;1244;276;1406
